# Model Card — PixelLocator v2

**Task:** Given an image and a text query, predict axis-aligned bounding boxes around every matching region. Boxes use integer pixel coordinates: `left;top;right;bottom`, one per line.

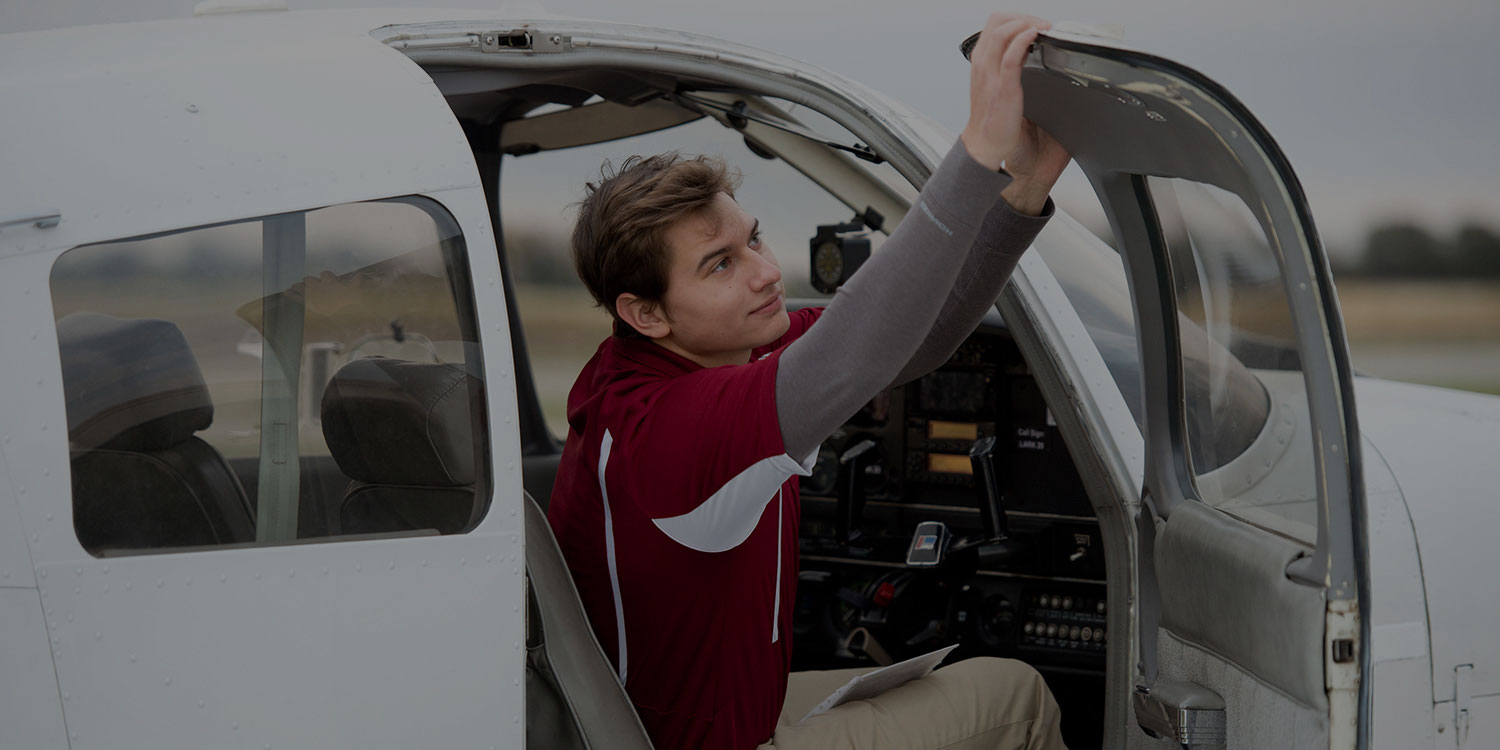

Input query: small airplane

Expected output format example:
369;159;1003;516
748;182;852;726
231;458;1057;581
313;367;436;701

0;4;1493;749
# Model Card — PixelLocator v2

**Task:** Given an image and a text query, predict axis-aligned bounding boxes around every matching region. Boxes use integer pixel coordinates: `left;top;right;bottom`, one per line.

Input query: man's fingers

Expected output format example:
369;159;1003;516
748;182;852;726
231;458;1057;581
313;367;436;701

973;19;1032;70
974;19;1044;73
1000;27;1040;72
983;12;1048;32
973;14;1038;62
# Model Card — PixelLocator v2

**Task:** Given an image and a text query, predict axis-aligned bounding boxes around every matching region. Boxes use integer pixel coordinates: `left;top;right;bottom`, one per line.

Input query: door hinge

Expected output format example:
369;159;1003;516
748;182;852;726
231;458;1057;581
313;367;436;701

0;209;61;230
478;29;572;53
1455;664;1473;748
1133;679;1226;749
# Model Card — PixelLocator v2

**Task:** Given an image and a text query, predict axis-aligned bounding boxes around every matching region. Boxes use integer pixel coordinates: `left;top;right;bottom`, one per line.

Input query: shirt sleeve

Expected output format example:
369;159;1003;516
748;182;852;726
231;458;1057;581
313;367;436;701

889;196;1054;386
612;351;815;554
774;141;1018;460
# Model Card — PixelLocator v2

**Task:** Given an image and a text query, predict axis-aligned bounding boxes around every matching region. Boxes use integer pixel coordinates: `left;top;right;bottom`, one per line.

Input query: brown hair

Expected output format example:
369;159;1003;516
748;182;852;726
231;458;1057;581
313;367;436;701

571;153;740;336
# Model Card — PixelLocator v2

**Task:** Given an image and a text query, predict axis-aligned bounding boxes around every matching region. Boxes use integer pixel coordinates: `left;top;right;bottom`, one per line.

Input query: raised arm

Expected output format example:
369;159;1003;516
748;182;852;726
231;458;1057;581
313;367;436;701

888;196;1052;387
893;94;1073;387
775;14;1051;460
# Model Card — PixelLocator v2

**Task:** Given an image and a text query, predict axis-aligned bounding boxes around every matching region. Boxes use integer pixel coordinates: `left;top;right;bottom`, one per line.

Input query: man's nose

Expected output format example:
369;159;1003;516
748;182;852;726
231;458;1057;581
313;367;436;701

749;247;781;289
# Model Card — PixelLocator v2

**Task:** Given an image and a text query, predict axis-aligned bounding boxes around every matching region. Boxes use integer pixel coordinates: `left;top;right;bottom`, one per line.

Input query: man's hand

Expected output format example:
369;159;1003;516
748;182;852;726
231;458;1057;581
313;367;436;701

1001;119;1070;216
959;13;1051;172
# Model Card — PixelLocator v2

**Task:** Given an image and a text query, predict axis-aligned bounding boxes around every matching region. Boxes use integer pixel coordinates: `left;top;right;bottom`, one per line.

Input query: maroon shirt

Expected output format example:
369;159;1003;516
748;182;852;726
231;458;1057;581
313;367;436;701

548;308;823;750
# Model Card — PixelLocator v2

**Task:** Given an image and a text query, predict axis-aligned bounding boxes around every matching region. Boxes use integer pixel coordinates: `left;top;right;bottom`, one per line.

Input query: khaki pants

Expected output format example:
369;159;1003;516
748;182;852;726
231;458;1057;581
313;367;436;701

758;657;1067;750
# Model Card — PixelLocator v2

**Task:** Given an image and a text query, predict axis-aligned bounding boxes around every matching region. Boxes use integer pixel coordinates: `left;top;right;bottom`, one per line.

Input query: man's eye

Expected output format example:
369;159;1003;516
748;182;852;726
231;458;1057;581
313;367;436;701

749;232;763;248
712;257;731;273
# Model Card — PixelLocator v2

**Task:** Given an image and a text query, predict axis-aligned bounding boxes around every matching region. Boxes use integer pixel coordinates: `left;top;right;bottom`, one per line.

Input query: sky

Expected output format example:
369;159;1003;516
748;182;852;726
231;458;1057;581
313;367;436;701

6;0;1499;256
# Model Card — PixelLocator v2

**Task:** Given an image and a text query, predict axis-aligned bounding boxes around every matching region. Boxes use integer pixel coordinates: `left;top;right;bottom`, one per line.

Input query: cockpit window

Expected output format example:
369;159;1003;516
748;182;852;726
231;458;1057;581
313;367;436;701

1150;177;1318;544
51;197;489;556
1040;178;1320;543
1035;208;1146;434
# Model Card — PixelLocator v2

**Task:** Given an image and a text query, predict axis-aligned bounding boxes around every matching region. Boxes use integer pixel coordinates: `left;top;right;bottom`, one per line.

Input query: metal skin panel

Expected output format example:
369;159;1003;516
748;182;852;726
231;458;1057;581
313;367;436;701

38;534;519;749
1354;377;1500;706
1362;435;1436;749
0;453;38;589
0;12;528;747
0;589;69;749
0;9;479;262
1434;694;1500;750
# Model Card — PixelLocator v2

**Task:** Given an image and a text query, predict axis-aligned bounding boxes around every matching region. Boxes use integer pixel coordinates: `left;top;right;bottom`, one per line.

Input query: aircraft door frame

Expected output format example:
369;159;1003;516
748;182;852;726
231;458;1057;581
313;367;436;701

1019;36;1371;750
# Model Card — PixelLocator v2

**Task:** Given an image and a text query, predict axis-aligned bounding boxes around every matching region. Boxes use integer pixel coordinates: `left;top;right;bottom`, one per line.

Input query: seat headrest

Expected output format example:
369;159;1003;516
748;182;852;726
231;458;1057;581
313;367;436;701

57;313;213;451
321;358;477;487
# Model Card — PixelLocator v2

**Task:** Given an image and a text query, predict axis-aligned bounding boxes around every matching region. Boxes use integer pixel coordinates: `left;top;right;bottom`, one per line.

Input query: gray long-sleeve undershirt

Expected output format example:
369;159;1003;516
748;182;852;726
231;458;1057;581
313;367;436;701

776;142;1053;460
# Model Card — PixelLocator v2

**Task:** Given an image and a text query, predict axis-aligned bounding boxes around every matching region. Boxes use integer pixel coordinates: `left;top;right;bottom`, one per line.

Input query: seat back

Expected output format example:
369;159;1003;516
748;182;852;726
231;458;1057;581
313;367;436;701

523;493;653;750
58;313;254;552
320;357;483;535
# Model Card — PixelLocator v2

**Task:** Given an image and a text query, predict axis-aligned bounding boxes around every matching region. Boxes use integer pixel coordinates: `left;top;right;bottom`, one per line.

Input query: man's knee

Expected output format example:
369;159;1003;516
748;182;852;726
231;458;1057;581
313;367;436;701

941;657;1055;711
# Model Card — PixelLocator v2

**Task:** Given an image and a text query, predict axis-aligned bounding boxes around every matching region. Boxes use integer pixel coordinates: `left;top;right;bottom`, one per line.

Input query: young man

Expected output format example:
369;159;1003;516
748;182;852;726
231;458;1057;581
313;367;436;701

548;13;1071;750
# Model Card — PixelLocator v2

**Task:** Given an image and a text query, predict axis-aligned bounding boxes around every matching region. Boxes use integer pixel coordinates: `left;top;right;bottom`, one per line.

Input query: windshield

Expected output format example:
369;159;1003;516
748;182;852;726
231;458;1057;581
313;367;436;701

1035;216;1147;433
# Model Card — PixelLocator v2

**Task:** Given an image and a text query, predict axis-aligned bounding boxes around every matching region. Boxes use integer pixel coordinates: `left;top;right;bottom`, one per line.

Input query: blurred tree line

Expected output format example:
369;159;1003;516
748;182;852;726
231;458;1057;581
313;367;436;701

1335;222;1500;278
505;226;578;286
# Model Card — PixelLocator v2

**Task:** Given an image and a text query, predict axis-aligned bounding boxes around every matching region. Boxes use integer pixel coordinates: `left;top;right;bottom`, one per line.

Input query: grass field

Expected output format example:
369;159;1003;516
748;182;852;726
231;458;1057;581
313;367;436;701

1334;280;1500;345
1335;280;1500;394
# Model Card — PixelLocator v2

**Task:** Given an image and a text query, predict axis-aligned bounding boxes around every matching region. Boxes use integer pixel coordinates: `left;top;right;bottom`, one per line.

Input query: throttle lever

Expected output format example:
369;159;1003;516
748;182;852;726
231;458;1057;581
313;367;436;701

835;439;878;545
969;436;1009;542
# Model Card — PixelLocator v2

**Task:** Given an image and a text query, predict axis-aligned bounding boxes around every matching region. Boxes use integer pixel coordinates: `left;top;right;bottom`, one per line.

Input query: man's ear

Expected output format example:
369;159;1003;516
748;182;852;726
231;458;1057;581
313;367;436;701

615;293;671;339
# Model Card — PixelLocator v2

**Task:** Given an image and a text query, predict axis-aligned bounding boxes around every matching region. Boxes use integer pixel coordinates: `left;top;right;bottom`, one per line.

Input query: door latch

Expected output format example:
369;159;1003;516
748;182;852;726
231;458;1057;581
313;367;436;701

1455;664;1473;748
1134;679;1226;749
478;29;571;53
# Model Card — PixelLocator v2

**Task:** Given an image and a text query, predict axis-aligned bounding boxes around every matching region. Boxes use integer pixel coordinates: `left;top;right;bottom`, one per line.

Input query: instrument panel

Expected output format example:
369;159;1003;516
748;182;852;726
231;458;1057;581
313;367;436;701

792;319;1108;711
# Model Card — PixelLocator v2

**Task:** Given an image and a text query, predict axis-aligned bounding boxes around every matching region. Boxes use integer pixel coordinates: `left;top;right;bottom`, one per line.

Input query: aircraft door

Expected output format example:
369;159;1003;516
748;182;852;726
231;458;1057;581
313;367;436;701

1014;36;1370;750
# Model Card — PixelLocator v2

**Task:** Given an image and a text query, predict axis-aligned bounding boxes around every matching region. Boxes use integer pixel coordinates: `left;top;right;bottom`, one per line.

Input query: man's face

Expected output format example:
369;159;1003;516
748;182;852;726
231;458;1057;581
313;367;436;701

654;192;789;367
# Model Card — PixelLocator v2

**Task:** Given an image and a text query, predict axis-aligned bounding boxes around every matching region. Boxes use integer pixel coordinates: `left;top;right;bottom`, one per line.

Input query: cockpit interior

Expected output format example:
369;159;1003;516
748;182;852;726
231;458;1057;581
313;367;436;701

437;63;1118;748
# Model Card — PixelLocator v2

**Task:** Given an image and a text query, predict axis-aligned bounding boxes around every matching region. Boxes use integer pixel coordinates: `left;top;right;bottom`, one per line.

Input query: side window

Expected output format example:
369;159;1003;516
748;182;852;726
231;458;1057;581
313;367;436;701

1149;177;1318;544
51;197;488;556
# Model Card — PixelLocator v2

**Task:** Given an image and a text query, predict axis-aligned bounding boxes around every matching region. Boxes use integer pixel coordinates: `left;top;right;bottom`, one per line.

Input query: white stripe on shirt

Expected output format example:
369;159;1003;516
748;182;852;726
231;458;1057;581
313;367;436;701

651;450;815;553
772;486;782;643
598;429;628;685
